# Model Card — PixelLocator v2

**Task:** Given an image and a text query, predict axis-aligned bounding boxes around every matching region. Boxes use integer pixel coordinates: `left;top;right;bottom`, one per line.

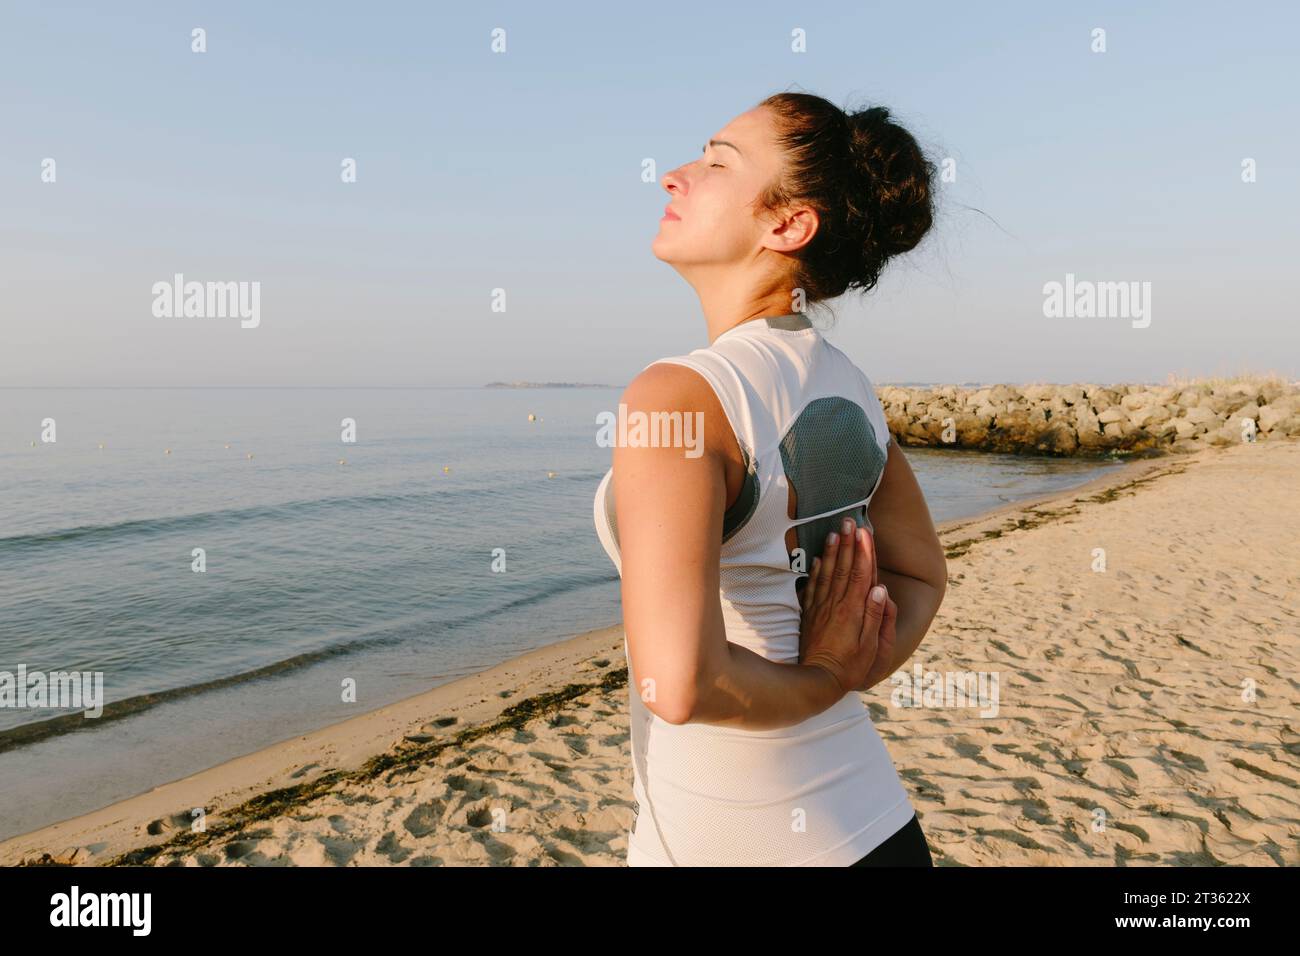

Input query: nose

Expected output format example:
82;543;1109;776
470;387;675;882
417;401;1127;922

661;165;687;196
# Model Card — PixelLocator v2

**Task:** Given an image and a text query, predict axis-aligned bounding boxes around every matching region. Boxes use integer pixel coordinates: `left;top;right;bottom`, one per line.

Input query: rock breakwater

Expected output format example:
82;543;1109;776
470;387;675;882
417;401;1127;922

877;379;1300;457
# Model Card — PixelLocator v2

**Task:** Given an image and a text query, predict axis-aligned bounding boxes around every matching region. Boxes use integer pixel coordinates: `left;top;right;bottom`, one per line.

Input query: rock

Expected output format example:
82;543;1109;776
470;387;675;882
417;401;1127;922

1259;381;1287;405
1098;407;1127;424
1259;404;1288;432
1046;394;1071;416
1129;403;1172;428
1059;385;1085;405
1034;421;1078;454
1120;392;1155;411
1206;423;1249;447
1271;413;1300;437
1230;402;1261;422
1076;415;1106;447
1205;394;1239;415
952;414;990;447
1074;404;1101;430
1089;389;1119;412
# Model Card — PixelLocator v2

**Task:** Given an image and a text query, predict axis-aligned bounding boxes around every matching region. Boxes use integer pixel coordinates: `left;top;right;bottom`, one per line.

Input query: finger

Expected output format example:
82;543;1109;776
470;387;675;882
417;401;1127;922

861;511;878;590
879;595;897;646
860;581;888;640
862;594;899;690
852;584;889;690
799;556;820;613
829;516;857;604
800;554;821;613
817;527;841;607
859;524;879;598
845;526;873;609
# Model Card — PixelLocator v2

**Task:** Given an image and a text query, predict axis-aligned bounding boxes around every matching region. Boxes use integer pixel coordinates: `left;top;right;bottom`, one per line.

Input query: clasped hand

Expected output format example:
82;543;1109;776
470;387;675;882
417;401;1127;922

797;516;899;694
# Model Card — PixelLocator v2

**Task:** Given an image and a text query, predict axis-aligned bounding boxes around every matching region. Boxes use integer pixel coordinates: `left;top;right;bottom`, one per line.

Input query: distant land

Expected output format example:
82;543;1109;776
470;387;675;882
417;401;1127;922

483;381;617;389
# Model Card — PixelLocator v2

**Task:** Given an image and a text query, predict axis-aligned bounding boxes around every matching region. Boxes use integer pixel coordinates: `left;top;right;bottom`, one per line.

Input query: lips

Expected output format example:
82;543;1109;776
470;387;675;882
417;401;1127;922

662;205;681;221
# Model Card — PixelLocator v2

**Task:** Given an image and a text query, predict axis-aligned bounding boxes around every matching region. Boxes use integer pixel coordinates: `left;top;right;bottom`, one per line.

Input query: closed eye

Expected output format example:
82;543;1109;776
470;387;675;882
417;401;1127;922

710;163;725;168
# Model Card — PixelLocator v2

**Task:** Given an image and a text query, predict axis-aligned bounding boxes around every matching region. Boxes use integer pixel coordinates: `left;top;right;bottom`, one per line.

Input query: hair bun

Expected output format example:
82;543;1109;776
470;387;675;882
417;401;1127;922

844;105;934;257
756;90;936;302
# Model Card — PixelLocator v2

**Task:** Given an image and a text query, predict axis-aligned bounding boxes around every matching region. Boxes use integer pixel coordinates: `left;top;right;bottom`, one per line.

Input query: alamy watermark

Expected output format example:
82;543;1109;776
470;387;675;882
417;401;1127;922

596;403;704;458
890;662;999;717
152;273;260;328
1042;273;1151;328
0;666;104;717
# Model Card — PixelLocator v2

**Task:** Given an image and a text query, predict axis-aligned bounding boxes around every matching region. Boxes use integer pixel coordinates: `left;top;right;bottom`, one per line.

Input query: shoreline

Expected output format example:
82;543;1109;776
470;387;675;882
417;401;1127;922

0;444;1270;866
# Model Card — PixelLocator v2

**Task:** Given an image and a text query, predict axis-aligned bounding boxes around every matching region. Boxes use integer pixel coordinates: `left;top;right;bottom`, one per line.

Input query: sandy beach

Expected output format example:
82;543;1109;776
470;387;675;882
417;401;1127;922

6;438;1297;867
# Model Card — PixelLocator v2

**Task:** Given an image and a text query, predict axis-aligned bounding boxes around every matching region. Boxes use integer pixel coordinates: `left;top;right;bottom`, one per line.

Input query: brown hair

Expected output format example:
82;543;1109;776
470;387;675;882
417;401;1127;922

755;91;936;305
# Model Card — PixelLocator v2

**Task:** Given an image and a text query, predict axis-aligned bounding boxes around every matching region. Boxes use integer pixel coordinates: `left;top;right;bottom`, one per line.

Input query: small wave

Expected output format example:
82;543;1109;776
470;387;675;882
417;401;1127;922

0;568;617;755
0;474;607;553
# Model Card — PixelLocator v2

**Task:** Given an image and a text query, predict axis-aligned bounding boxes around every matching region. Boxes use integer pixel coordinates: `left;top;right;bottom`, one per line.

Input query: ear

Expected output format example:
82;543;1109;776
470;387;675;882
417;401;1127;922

763;205;819;255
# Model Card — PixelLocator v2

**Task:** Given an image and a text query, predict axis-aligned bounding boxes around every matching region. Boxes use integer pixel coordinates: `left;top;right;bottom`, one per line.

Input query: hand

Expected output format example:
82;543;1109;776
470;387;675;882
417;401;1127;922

798;518;899;694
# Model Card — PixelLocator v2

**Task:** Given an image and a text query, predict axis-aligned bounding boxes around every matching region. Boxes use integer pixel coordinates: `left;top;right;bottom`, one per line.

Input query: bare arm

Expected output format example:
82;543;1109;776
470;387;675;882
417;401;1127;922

865;440;948;680
614;363;843;731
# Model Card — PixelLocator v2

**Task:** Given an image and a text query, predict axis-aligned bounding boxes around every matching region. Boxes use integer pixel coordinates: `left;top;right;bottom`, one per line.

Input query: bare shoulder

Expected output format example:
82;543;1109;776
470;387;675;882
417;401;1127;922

619;361;732;457
622;360;710;408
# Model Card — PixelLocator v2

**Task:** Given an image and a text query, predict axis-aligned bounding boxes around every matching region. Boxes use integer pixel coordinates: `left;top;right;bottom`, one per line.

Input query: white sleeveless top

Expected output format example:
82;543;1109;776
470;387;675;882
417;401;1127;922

593;312;915;866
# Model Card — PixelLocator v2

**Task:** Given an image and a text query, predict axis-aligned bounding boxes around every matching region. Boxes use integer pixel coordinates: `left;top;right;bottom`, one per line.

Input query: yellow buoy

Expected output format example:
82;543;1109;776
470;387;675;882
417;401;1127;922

338;458;347;466
528;413;536;422
165;448;172;455
547;471;556;479
443;465;451;474
247;453;254;460
97;442;105;450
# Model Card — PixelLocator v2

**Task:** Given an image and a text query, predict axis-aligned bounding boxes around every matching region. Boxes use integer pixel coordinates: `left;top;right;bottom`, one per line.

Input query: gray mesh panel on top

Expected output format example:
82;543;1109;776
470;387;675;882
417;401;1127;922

779;396;886;567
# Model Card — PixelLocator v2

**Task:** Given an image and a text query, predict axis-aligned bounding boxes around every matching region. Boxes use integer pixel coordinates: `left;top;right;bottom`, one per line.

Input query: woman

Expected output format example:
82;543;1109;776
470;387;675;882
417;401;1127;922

592;91;948;866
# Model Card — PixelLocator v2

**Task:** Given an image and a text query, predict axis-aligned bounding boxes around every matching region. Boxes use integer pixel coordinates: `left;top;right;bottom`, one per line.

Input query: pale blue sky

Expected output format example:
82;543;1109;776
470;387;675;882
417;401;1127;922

2;0;1296;387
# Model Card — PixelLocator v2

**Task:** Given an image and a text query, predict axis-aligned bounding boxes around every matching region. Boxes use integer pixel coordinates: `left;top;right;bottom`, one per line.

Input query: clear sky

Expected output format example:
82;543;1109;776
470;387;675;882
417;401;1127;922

2;0;1296;387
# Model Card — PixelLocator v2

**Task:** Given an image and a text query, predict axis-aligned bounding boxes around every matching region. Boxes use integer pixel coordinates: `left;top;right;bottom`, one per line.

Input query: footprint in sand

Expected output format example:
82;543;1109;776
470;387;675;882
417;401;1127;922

145;809;199;836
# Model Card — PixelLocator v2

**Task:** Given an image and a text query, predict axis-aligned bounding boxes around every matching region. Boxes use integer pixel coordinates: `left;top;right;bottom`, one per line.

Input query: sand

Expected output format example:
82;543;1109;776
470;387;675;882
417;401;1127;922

5;439;1297;866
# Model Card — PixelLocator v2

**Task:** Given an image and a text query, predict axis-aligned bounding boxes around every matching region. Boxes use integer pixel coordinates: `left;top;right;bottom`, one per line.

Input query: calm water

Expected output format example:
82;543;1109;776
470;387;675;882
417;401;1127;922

0;388;1123;840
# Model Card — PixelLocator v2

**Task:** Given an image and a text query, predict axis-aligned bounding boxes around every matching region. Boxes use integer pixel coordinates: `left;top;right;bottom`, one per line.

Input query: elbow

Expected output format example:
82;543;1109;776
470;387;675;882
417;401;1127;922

639;661;714;726
628;630;723;727
645;692;696;726
634;658;704;726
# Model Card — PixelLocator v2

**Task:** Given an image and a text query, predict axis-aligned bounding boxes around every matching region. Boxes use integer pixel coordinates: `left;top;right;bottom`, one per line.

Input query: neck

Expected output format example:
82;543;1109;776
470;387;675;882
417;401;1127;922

685;268;800;345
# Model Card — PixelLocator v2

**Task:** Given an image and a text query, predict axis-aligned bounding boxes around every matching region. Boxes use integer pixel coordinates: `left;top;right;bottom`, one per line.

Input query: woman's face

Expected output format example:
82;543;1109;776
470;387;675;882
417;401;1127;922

652;107;789;269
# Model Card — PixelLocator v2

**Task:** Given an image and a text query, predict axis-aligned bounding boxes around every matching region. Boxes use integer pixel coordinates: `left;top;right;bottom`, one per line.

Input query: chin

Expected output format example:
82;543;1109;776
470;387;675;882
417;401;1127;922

650;232;674;262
